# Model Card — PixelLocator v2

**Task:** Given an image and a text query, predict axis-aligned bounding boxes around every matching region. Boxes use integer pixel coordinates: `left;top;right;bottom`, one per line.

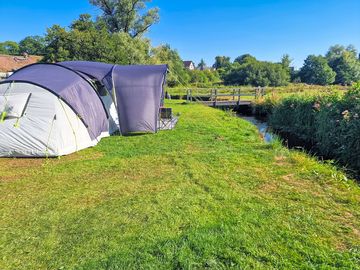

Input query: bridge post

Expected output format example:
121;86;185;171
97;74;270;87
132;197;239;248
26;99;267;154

213;89;218;107
237;88;241;106
232;89;235;101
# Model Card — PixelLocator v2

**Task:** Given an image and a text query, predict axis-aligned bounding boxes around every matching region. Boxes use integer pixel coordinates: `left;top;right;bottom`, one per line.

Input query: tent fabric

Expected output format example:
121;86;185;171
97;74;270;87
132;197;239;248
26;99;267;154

60;61;115;91
60;61;114;82
3;64;108;140
0;61;168;157
0;93;30;118
113;65;167;134
59;61;167;134
0;82;97;157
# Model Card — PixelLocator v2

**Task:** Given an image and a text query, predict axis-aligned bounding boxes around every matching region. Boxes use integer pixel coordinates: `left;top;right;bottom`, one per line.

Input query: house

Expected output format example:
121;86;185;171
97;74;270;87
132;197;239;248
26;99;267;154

183;61;196;70
0;54;42;73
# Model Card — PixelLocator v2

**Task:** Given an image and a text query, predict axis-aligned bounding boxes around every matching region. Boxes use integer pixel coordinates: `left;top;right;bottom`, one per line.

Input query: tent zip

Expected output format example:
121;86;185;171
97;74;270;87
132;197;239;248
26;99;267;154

14;93;32;128
58;98;79;153
45;114;57;157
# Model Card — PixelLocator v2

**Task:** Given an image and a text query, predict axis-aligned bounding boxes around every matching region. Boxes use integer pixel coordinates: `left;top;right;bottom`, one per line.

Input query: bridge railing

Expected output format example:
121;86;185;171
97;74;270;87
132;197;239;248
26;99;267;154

186;87;266;107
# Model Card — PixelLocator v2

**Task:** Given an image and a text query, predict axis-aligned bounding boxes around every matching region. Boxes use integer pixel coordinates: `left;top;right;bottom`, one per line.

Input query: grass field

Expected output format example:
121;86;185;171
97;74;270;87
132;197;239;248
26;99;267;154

0;101;359;269
166;84;349;97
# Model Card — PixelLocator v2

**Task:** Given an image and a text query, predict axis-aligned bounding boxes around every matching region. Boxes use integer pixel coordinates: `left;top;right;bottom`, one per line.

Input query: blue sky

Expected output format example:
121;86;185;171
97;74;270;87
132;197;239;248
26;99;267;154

1;0;359;68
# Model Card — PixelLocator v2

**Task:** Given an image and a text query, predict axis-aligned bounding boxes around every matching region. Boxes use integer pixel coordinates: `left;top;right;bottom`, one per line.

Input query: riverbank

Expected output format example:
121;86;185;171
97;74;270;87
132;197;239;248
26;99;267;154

252;84;360;176
1;101;359;269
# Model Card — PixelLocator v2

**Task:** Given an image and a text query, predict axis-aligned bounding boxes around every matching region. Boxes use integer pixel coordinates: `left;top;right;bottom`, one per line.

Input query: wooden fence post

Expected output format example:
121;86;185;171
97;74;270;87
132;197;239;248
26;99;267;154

232;89;236;101
237;88;241;106
213;89;218;107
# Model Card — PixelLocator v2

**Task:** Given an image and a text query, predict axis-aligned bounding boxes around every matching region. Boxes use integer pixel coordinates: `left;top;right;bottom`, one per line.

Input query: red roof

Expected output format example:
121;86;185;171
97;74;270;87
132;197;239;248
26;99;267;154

0;54;42;72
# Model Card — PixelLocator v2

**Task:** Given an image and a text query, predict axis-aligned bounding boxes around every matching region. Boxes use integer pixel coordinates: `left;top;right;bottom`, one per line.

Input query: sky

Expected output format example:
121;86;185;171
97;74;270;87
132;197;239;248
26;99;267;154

1;0;359;68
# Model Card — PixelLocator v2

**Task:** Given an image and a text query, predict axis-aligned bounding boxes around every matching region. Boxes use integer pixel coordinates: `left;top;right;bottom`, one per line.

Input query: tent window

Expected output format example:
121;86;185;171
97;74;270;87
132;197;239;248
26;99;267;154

94;81;109;97
0;93;31;120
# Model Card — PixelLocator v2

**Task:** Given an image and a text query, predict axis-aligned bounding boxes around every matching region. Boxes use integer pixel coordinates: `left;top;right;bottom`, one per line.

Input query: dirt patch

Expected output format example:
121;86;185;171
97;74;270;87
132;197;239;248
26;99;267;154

282;174;295;182
0;158;45;169
259;181;279;193
59;151;104;162
0;173;28;182
282;173;321;192
274;155;289;166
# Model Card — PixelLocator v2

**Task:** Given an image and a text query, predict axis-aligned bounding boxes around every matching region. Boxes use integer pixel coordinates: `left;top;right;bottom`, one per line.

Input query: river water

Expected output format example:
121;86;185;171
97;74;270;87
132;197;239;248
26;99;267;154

237;115;275;143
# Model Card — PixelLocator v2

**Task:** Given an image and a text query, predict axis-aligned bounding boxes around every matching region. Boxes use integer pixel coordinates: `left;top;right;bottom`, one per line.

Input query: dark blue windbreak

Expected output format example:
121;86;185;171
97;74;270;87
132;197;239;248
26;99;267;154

59;61;168;135
4;64;108;140
113;65;167;134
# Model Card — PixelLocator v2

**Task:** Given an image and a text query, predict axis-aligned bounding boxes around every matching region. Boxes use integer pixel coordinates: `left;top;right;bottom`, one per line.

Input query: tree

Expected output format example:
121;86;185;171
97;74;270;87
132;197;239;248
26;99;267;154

189;70;209;84
19;36;46;55
280;54;292;69
197;59;207;70
0;41;20;55
43;25;71;62
234;54;256;65
89;0;159;37
299;55;336;85
42;14;151;64
150;44;189;87
223;58;290;87
213;56;231;69
326;45;360;85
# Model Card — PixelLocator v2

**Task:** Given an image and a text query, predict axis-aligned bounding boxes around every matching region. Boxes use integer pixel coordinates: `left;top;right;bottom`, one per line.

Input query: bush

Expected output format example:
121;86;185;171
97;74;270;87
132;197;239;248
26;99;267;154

223;57;290;87
269;95;318;142
253;94;280;117
268;83;360;173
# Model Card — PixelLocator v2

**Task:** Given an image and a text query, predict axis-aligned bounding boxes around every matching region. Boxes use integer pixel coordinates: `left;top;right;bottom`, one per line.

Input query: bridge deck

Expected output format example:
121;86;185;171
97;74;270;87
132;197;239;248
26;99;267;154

198;100;252;107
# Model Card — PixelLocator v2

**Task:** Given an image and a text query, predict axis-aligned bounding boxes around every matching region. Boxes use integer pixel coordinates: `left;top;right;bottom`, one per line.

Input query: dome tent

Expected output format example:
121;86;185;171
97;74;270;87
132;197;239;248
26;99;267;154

0;63;109;157
0;61;168;157
59;61;168;135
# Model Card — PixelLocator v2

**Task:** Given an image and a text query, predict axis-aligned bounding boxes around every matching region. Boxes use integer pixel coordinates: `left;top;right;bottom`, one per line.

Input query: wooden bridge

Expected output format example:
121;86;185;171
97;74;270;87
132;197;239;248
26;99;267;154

186;87;265;108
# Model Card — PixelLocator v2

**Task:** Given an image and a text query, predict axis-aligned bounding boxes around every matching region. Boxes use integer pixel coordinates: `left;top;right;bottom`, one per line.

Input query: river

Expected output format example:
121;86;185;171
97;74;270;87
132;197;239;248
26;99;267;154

237;115;275;143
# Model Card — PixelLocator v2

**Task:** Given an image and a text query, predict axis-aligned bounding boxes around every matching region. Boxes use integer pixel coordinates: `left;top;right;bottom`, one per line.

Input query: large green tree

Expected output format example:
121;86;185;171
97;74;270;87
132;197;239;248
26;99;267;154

19;36;46;55
299;55;336;85
234;54;257;65
89;0;159;37
326;45;360;85
43;14;151;64
212;56;231;69
0;41;20;55
150;44;189;87
223;56;290;86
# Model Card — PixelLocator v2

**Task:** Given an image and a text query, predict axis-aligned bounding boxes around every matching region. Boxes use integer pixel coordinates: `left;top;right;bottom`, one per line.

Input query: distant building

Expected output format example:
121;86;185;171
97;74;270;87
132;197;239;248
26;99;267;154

183;61;196;70
0;54;42;73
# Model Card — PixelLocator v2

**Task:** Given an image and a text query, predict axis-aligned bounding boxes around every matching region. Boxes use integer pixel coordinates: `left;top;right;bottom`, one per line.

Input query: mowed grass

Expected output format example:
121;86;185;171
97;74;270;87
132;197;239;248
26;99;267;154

0;101;359;269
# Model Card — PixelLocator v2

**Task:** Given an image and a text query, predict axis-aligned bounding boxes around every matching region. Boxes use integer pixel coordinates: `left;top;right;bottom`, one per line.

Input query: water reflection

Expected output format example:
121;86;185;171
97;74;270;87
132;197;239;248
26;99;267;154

238;115;275;143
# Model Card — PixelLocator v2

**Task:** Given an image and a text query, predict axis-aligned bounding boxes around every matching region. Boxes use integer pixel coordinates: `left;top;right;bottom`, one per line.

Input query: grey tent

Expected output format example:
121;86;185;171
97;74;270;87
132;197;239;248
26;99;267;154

0;61;168;157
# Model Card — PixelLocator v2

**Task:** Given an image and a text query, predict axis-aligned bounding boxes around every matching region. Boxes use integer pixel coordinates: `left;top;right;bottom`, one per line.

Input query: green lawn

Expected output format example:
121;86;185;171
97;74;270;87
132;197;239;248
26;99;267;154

166;84;349;97
0;101;359;269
